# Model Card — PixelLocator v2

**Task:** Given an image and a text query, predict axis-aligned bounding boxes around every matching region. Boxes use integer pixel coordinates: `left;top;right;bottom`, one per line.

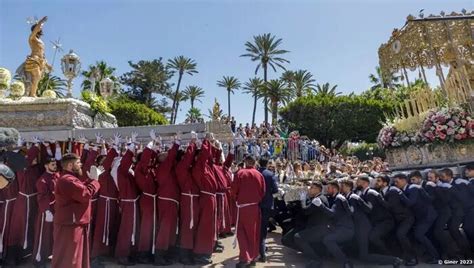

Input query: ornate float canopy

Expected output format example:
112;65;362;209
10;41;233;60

378;10;473;77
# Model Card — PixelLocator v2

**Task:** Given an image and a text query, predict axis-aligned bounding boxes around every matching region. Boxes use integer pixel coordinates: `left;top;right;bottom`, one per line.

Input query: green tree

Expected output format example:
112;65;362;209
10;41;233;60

182;85;205;109
369;66;402;90
186;107;203;123
81;61;120;96
217;76;241;118
242;77;264;126
280;95;392;147
313;83;341;98
108;96;168;127
37;73;67;97
120;58;173;112
241;33;290;123
173;91;189;123
292;70;316;98
261;79;292;124
167;56;198;124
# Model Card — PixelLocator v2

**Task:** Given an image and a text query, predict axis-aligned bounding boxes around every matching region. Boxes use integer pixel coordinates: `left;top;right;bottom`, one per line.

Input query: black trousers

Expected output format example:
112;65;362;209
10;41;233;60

395;216;415;260
368;218;394;254
294;225;330;260
414;212;439;259
321;226;354;264
259;208;271;257
355;220;397;264
448;214;472;256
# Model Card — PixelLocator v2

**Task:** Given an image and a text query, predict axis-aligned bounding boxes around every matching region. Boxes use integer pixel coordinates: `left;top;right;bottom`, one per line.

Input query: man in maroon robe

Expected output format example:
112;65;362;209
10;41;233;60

5;140;43;266
91;144;120;266
192;135;218;265
52;153;101;268
231;155;265;267
32;157;59;268
135;133;159;264
115;135;140;266
154;135;180;265
175;133;198;265
0;172;19;261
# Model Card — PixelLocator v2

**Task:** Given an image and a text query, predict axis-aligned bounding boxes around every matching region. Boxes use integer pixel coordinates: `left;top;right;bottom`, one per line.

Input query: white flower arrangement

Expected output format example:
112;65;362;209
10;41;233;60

0;68;12;90
42;89;57;98
10;80;25;99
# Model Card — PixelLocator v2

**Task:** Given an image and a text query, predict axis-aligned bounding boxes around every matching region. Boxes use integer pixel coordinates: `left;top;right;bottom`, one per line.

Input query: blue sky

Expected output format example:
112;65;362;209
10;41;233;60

1;0;471;124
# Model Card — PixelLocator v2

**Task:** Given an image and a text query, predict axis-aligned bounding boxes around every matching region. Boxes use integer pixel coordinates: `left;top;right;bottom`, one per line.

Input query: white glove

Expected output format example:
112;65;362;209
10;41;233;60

146;141;154;150
230;142;235;151
55;143;62;161
190;131;197;141
336;194;347;202
150;129;157;141
299;191;307;201
113;133;122;146
45;210;53;222
32;136;41;144
215;140;222;150
312;197;322;207
351;194;361;201
157;135;162;146
95;133;103;144
131;132;138;143
426;181;436;187
77;134;87;144
17;136;25;147
127;142;136;152
87;165;105;181
83;143;90;151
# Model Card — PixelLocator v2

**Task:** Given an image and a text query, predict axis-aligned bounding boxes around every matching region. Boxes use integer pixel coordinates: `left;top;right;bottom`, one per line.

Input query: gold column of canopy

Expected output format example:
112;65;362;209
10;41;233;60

378;10;474;111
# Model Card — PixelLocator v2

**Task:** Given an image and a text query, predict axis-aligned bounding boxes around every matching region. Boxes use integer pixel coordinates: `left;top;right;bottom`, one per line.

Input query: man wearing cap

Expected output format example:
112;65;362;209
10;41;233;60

357;174;394;254
232;155;265;268
394;173;439;264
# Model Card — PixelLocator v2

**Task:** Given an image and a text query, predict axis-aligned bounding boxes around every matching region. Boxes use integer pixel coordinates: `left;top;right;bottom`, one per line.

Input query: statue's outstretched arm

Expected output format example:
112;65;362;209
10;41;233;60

31;16;48;37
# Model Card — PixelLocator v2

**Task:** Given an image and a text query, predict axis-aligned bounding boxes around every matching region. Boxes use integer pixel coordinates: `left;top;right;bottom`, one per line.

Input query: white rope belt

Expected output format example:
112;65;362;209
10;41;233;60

217;192;227;229
158;196;179;205
99;195;119;246
120;196;140;246
0;197;16;253
200;191;217;240
91;198;98;202
19;192;38;249
142;192;157;254
35;212;45;262
233;202;259;248
181;193;199;229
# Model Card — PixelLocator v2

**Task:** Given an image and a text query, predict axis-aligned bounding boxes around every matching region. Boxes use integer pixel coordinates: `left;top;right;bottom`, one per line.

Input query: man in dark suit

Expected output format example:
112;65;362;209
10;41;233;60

394;173;439;264
357;175;394;254
464;163;474;246
257;158;278;262
294;181;331;268
440;168;472;258
375;174;417;266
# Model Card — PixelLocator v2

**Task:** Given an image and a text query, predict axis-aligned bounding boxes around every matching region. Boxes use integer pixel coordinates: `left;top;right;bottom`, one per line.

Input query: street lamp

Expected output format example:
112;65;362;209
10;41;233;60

99;77;114;98
61;49;81;98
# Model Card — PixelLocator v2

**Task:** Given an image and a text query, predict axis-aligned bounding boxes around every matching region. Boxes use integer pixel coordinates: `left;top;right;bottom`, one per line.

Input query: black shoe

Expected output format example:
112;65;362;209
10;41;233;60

247;260;256;267
154;255;172;266
404;258;418;266
343;261;354;268
194;255;212;265
117;257;136;266
257;255;266;262
33;262;47;268
136;254;152;264
90;257;105;268
392;257;403;268
426;258;439;265
236;262;248;268
214;243;224;253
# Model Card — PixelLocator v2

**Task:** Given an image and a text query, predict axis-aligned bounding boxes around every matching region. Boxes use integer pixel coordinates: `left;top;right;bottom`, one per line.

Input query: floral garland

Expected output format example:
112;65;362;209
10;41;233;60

378;107;474;149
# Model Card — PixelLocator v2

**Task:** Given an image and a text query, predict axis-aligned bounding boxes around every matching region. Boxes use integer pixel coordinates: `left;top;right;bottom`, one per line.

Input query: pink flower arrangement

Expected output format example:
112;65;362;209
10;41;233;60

378;107;473;149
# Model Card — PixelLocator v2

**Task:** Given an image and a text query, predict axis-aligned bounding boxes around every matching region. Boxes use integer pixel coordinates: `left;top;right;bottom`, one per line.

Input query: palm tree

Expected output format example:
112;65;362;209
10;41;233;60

37;73;67;97
292;70;316;98
173;91;189;123
182;85;205;109
241;33;290;124
167;56;198;124
186;107;203;123
314;83;341;98
217;76;241;118
261;79;292;124
281;70;295;89
369;66;402;90
242;77;264;126
81;61;120;95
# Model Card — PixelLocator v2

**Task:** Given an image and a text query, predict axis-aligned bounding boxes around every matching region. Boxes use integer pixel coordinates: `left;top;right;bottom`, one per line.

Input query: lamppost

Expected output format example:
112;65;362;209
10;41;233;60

61;50;81;98
99;77;114;98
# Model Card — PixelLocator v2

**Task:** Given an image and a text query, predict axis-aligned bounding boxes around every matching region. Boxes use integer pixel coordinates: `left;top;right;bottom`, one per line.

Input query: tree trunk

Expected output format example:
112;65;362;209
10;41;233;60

271;99;278;125
227;89;231;118
263;65;268;124
175;101;181;123
170;72;183;124
190;99;194;109
251;94;257;126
